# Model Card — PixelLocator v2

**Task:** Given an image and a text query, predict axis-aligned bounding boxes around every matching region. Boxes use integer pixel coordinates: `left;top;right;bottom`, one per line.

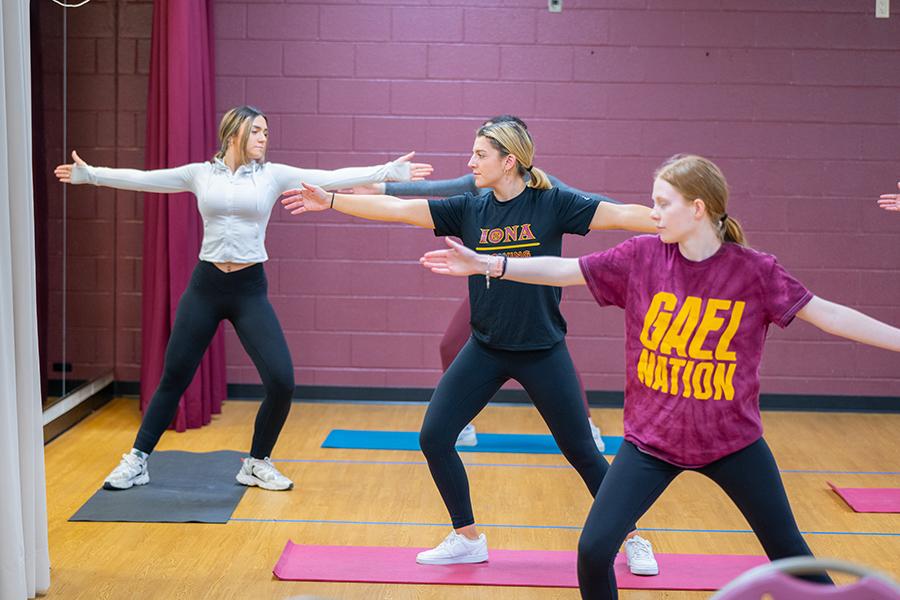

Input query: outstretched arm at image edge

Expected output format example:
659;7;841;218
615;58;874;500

797;296;900;352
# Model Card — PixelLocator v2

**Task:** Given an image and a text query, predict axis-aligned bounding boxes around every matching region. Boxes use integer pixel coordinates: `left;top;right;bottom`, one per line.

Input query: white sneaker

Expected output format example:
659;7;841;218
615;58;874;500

455;423;478;446
416;531;489;565
624;535;659;575
236;457;293;491
589;419;605;453
103;452;149;490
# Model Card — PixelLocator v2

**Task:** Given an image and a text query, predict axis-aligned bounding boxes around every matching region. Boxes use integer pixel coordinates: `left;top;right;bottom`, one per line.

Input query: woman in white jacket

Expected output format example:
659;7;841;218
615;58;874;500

55;105;432;492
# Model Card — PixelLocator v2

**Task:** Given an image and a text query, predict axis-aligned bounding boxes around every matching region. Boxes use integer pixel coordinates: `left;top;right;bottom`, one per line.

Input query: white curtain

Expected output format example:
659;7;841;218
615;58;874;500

0;0;52;598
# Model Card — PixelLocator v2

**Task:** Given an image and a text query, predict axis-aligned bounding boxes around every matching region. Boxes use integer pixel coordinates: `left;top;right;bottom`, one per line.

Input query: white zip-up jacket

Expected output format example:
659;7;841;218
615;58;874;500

70;157;411;263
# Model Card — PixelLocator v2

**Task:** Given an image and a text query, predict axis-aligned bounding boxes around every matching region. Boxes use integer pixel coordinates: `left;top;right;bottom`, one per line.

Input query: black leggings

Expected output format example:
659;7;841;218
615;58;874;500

577;439;832;599
420;337;612;529
134;261;294;459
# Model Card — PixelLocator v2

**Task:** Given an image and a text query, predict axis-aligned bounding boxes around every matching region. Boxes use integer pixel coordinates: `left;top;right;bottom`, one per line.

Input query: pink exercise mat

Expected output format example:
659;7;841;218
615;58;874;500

273;541;768;591
829;482;900;513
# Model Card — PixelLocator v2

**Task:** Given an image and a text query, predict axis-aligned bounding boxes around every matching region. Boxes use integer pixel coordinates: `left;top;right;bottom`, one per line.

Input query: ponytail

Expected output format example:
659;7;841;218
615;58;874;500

526;165;551;190
721;214;746;246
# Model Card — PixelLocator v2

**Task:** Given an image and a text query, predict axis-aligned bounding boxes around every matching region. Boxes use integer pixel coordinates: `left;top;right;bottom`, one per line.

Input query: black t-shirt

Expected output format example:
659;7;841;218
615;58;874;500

429;186;599;350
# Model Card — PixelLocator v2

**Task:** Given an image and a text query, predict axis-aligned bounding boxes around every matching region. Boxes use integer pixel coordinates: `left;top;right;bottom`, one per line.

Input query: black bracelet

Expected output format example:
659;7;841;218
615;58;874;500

330;192;335;209
499;255;508;279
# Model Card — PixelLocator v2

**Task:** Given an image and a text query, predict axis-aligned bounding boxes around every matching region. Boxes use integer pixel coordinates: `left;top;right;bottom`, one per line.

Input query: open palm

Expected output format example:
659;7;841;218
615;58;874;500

878;181;900;212
53;150;88;183
420;238;483;277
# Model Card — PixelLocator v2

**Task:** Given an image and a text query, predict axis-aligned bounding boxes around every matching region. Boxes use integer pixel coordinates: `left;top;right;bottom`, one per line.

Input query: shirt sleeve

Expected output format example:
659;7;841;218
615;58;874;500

267;159;411;193
546;174;620;205
70;163;200;194
577;237;637;309
554;188;601;235
386;175;479;197
763;258;813;328
428;193;469;238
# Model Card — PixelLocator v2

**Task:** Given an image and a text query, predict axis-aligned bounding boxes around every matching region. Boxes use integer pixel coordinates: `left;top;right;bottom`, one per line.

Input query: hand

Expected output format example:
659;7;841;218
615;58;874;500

347;183;386;195
53;150;88;183
420;237;489;277
281;182;331;215
392;151;433;181
877;181;900;212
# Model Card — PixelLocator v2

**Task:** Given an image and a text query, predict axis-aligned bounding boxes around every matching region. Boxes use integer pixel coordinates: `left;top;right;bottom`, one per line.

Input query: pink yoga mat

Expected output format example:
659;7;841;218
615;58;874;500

273;541;768;591
829;482;900;513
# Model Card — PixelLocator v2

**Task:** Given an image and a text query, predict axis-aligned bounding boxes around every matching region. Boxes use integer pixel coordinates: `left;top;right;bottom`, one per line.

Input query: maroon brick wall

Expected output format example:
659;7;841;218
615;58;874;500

56;1;900;398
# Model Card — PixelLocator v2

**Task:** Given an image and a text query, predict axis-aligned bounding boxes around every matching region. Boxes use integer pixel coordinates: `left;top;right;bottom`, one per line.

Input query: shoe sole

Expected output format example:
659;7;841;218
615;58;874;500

103;473;149;490
416;553;488;565
236;471;293;491
628;565;659;576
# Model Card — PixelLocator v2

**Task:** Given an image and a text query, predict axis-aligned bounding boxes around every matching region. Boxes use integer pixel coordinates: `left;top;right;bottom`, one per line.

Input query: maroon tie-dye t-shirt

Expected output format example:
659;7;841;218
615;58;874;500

578;235;813;468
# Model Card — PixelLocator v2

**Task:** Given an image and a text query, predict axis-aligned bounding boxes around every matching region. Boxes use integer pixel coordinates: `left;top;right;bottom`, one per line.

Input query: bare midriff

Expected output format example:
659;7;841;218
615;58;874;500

213;262;256;273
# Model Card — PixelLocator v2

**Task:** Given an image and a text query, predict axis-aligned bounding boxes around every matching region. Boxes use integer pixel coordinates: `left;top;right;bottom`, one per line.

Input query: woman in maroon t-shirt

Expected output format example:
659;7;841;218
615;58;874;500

421;154;900;599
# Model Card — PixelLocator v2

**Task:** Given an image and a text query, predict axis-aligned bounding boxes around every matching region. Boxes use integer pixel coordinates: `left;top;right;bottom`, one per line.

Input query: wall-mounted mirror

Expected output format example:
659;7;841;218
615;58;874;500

34;0;116;420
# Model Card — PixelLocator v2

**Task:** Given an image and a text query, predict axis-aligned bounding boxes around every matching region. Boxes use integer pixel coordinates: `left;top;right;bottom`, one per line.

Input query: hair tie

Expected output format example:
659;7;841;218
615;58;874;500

526;165;533;173
721;213;728;223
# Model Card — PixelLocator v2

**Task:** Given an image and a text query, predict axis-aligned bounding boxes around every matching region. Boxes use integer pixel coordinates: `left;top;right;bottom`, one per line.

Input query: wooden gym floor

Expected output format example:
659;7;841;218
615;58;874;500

44;398;900;599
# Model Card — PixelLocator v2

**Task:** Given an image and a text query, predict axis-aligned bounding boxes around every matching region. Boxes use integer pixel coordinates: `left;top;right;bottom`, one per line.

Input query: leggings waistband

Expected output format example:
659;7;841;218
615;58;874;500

192;261;266;293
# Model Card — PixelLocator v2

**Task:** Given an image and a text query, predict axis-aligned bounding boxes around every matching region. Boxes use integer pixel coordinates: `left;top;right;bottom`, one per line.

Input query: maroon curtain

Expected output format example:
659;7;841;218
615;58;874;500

141;0;225;430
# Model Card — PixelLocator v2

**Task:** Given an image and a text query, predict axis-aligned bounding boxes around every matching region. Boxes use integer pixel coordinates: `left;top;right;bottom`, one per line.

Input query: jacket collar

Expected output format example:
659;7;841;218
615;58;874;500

212;157;264;176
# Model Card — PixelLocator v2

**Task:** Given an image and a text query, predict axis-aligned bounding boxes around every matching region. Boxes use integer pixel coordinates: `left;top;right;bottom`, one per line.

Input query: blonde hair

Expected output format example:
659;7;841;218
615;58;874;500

654;154;747;246
476;121;551;190
213;105;267;165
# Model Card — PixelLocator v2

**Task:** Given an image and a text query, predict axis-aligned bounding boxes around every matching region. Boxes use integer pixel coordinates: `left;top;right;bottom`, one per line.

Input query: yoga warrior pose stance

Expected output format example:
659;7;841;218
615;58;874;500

283;120;661;574
358;115;614;451
55;105;432;492
420;154;900;599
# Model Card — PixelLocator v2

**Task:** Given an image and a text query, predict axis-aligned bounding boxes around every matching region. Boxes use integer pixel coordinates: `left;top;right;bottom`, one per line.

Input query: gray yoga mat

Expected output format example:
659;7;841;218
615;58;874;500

69;450;248;523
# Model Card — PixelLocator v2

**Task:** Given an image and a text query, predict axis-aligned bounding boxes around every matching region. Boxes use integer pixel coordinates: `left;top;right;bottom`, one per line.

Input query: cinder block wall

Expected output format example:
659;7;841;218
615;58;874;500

64;1;900;397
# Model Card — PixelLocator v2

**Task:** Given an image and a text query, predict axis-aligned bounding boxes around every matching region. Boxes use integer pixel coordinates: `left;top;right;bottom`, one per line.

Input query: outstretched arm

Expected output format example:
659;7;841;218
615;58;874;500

590;202;656;233
281;182;434;228
420;238;585;287
269;151;433;194
547;174;620;205
877;181;900;212
796;296;900;352
385;174;479;198
54;150;196;193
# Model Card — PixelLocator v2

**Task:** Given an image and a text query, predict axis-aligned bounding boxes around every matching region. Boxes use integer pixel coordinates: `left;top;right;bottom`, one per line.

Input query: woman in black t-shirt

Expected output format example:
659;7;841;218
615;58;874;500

281;121;659;571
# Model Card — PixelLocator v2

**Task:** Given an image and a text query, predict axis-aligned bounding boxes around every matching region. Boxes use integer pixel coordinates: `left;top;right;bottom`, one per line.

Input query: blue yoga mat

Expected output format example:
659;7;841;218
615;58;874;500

322;429;622;455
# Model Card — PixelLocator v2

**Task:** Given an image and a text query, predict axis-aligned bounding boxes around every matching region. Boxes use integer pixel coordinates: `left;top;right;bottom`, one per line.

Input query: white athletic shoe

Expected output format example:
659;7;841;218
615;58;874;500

236;457;293;491
455;423;478;447
103;452;149;490
624;535;659;575
416;531;489;565
589;419;605;453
